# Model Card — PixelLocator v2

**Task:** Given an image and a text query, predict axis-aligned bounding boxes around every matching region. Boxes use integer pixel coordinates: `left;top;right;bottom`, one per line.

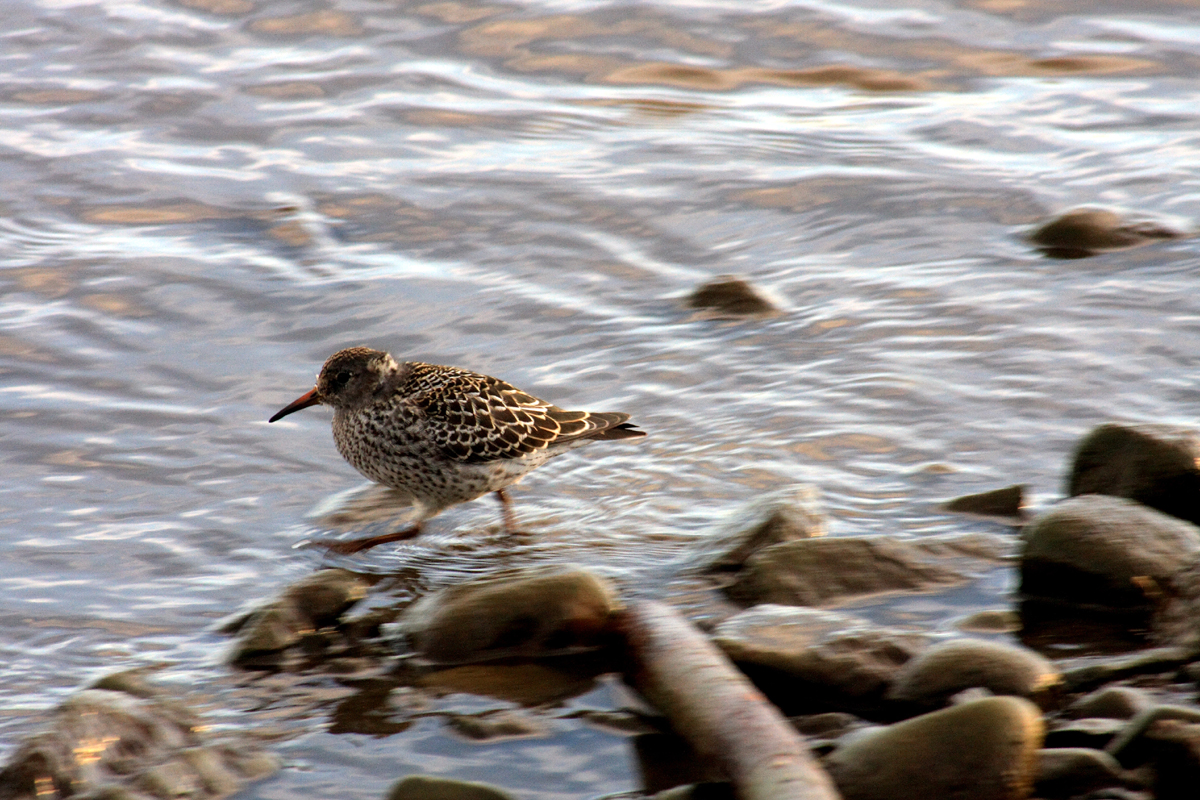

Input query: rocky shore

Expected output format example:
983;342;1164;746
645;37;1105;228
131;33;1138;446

7;421;1200;799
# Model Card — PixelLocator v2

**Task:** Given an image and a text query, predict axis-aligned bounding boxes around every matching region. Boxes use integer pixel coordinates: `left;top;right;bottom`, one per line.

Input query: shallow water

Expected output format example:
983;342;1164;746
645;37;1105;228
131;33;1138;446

3;0;1200;795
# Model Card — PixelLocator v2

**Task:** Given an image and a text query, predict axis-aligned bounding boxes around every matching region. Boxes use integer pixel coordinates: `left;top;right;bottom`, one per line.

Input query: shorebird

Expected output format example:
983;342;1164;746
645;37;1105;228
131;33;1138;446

269;346;645;554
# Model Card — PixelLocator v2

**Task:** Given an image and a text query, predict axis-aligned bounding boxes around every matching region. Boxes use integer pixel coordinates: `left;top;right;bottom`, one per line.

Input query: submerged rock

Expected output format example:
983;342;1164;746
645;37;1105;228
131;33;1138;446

1029;207;1183;258
823;696;1044;800
446;710;547;741
686;275;779;318
226;568;369;663
1020;494;1200;617
942;484;1025;522
1068;423;1200;526
387;774;516;800
0;672;278;800
728;533;1006;607
397;565;621;663
887;638;1061;709
686;485;826;572
712;605;929;714
417;662;601;707
955;609;1021;635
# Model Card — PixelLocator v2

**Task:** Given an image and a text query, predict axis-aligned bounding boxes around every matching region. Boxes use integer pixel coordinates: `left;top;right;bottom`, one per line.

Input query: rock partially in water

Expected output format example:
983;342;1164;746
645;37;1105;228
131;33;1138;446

1035;747;1139;798
686;275;780;318
417;662;601;707
1029;207;1184;258
634;732;727;795
941;484;1025;523
446;709;547;741
712;605;930;714
0;672;278;800
648;783;735;800
823;696;1044;800
1058;646;1193;694
1068;423;1200;527
955;609;1022;634
1153;561;1200;649
397;565;621;663
1104;704;1200;800
1142;716;1200;800
887;638;1061;709
1020;495;1200;618
728;533;1006;607
686;484;826;572
387;774;516;800
1069;687;1154;721
1043;717;1126;750
226;568;369;664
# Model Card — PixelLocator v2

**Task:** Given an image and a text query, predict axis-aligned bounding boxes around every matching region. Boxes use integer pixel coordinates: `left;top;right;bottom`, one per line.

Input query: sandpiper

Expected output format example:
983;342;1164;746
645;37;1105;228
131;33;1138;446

269;346;645;554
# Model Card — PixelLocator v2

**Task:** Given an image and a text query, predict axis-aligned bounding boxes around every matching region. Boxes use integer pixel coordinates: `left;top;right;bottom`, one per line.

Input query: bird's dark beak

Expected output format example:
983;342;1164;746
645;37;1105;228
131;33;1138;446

269;388;320;422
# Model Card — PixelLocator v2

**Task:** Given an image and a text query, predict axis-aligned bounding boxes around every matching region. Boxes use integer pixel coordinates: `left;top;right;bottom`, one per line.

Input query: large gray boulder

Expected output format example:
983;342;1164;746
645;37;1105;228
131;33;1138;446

1020;494;1200;614
1068;423;1200;526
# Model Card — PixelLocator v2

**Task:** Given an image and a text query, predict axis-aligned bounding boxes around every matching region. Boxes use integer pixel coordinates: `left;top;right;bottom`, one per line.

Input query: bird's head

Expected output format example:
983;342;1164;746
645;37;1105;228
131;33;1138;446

269;346;399;422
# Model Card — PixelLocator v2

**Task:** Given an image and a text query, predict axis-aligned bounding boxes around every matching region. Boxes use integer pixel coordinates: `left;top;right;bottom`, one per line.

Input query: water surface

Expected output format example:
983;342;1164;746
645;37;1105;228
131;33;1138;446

2;0;1200;795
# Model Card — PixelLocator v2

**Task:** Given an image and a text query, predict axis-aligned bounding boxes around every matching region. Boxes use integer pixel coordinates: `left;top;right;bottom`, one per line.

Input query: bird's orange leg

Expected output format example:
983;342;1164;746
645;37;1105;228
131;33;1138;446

495;489;518;535
307;523;423;555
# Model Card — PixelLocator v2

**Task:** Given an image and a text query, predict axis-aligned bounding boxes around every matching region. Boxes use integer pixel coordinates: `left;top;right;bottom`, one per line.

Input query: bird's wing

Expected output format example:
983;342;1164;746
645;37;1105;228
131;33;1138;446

410;370;622;463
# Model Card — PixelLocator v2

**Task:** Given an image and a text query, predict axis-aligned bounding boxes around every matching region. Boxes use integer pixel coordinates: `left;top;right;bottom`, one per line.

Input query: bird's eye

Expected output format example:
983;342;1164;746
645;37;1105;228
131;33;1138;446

329;370;352;391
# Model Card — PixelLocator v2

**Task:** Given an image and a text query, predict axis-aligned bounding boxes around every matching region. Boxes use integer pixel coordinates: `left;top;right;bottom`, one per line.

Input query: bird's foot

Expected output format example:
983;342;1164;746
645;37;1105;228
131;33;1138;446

296;524;424;555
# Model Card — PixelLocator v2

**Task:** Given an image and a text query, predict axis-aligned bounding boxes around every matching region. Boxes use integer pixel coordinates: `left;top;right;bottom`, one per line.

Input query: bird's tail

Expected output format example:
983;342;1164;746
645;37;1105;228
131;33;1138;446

586;412;646;440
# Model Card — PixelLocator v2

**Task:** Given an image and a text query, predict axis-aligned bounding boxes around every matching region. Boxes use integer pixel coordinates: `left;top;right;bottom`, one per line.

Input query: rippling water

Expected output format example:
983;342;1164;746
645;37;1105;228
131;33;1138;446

3;0;1200;795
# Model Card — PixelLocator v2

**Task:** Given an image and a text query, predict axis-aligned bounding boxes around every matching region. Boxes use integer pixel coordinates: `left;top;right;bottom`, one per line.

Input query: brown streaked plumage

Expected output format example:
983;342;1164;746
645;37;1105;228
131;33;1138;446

269;346;644;554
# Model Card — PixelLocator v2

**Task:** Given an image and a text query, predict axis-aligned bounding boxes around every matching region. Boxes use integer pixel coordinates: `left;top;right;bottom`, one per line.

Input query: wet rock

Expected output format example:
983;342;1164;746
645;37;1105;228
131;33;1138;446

0;674;278;800
823;696;1044;800
1059;646;1193;693
1020;495;1200;617
1155;561;1200;648
1070;687;1154;721
1105;705;1200;765
635;732;726;795
1103;705;1200;800
955;609;1021;634
712;605;930;714
1068;423;1200;527
386;774;516;800
226;568;369;663
648;784;735;800
685;485;826;572
417;662;602;706
1144;719;1200;800
1043;717;1126;750
397;565;621;663
1036;747;1138;797
942;484;1025;522
1030;207;1183;258
686;275;779;318
888;638;1061;709
728;533;1006;607
446;710;547;741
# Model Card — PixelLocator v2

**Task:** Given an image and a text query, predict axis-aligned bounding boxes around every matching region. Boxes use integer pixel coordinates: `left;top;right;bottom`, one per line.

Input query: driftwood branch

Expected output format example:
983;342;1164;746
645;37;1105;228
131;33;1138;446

619;600;841;800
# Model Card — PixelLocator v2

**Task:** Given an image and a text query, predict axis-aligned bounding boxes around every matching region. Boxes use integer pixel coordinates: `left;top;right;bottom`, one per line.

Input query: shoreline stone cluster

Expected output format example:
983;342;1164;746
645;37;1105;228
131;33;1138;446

6;421;1200;799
